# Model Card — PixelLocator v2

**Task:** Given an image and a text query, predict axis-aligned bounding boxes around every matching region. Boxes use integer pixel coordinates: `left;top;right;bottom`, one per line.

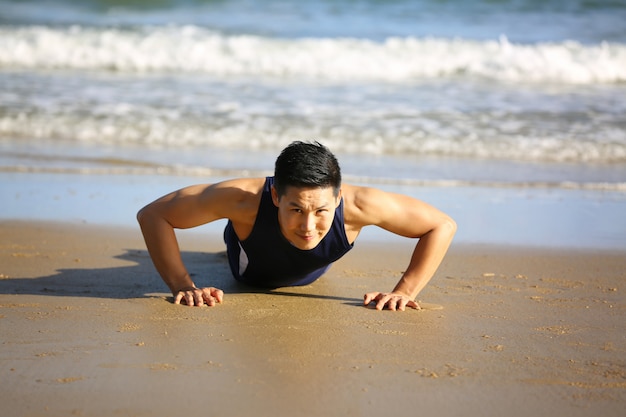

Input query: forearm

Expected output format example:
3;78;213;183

137;209;195;294
392;220;456;299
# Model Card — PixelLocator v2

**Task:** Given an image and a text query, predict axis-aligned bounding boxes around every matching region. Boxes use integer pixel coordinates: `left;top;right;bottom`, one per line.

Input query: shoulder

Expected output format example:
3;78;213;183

341;183;432;226
208;177;267;197
138;177;267;230
342;183;456;239
341;184;390;228
206;177;266;238
202;177;266;215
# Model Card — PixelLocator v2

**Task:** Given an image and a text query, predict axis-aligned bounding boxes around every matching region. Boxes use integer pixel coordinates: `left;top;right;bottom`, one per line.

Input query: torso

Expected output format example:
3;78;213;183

223;177;354;287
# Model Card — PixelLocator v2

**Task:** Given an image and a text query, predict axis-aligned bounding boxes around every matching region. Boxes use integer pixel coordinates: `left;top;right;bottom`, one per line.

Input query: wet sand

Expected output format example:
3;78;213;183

1;220;624;416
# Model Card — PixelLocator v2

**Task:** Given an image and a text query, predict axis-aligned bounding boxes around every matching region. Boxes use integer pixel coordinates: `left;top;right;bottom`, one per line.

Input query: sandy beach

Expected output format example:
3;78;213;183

2;0;625;415
1;220;624;416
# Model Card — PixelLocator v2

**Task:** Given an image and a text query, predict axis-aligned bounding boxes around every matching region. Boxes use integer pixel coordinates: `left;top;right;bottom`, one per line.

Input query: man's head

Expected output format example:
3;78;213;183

273;141;341;199
272;141;342;250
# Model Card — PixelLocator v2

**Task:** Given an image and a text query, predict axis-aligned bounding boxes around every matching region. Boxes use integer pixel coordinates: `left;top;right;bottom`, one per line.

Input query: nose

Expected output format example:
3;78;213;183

300;213;315;232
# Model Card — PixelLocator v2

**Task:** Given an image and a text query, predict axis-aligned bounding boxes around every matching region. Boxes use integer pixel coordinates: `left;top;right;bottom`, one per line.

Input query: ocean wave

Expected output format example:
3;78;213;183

2;112;626;164
1;25;625;84
2;109;625;164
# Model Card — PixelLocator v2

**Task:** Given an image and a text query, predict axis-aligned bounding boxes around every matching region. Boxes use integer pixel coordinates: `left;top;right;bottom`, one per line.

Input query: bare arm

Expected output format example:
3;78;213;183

344;186;456;310
137;179;261;306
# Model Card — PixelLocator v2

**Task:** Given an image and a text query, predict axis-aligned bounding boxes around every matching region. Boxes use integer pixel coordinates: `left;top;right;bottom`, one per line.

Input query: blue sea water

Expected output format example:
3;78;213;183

1;0;625;248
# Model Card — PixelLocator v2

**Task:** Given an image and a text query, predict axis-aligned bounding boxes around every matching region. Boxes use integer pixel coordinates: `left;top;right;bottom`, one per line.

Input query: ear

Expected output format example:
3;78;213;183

335;188;342;208
271;185;280;207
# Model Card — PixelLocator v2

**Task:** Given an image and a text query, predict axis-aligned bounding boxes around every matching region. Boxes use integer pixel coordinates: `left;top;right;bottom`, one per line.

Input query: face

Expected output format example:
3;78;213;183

271;185;341;251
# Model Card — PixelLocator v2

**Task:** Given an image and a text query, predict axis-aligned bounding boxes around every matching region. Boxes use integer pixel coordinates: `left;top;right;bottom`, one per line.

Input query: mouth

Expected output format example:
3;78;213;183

295;232;317;243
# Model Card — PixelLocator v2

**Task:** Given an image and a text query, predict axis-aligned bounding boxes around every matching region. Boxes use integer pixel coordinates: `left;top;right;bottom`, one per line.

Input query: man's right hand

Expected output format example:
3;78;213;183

174;286;224;307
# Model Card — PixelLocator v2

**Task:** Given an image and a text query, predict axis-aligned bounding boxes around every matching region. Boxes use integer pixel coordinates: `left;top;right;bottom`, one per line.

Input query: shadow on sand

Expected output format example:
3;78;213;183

0;249;362;305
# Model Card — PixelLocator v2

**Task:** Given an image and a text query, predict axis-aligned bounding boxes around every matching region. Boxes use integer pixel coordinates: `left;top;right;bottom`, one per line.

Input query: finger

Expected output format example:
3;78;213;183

194;291;205;307
398;297;409;311
408;300;421;310
203;292;215;307
174;292;184;305
376;295;391;311
184;292;196;307
363;293;373;305
201;287;224;307
364;292;381;306
201;288;216;306
387;298;397;311
200;288;210;304
211;288;224;303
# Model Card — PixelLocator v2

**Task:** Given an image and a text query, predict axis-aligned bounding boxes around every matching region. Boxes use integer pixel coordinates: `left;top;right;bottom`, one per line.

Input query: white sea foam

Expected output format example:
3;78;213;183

1;25;625;84
2;110;626;164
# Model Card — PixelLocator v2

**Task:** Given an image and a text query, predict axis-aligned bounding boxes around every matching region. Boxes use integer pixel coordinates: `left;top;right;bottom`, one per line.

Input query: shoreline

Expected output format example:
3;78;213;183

3;171;626;251
1;220;624;416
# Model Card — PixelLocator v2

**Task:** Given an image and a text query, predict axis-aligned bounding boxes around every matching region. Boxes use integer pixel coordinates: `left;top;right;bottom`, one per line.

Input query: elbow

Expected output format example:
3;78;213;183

136;204;153;227
448;216;458;235
441;215;457;240
136;202;173;232
136;206;146;225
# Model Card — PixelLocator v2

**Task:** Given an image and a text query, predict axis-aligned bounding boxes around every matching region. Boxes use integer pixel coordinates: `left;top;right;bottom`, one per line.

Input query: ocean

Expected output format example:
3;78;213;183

1;0;625;248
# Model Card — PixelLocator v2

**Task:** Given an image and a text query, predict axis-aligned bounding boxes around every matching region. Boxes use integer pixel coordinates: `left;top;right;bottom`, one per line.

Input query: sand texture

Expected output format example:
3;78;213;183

1;221;625;416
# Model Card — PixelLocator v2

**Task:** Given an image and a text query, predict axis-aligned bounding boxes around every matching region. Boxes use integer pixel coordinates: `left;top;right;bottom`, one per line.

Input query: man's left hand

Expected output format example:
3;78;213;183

364;292;420;311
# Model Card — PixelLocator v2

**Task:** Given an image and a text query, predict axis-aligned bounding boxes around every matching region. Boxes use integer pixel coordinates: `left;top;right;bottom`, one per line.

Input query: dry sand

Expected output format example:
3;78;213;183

1;220;624;416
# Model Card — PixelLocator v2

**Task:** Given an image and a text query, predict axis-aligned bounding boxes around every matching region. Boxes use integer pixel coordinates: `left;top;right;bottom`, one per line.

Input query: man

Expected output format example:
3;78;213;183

138;141;456;311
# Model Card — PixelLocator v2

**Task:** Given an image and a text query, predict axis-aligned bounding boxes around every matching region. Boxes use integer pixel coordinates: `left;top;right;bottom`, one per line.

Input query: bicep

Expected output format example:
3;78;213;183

355;188;452;238
141;182;238;229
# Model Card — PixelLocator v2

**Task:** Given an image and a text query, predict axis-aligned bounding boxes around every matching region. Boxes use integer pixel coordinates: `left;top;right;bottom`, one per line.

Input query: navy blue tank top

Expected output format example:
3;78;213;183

223;177;353;288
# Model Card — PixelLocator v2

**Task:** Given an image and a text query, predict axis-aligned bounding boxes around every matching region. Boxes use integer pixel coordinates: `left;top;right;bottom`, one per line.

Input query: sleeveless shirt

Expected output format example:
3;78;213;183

223;177;353;288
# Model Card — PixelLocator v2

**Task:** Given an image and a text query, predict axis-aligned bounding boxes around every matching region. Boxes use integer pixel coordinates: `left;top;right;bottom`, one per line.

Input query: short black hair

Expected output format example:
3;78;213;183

274;141;341;198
